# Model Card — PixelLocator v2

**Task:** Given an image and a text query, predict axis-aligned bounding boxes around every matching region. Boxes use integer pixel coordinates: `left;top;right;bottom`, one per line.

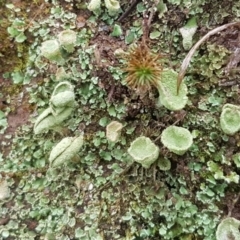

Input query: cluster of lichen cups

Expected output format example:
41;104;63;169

34;81;75;135
40;29;77;65
128;126;193;169
33;48;193;169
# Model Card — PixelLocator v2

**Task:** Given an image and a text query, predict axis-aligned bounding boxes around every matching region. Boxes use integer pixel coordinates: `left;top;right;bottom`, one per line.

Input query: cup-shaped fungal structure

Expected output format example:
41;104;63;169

220;104;240;135
106;121;123;142
87;0;101;12
34;107;73;134
105;0;120;15
128;136;160;169
50;81;75;116
179;17;198;50
58;30;77;53
40;39;64;64
157;69;188;111
161;126;193;155
49;135;84;168
216;217;240;240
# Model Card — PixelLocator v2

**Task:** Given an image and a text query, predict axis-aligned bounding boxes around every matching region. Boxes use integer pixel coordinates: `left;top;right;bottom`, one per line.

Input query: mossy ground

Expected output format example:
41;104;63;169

1;0;240;239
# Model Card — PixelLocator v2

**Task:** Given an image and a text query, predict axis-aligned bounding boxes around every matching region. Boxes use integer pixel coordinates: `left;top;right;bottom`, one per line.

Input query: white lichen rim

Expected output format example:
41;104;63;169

161;126;193;152
52;81;74;96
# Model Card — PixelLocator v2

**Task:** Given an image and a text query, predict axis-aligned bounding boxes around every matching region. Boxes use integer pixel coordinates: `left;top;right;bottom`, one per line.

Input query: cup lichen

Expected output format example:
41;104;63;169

216;217;240;240
220;103;240;135
57;29;77;53
34;81;75;134
157;69;188;111
106;121;123;142
40;39;64;65
128;136;160;169
49;135;84;168
161;126;193;155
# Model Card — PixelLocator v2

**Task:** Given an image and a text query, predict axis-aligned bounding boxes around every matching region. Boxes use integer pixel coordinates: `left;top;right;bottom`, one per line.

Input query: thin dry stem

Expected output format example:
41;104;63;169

177;22;240;93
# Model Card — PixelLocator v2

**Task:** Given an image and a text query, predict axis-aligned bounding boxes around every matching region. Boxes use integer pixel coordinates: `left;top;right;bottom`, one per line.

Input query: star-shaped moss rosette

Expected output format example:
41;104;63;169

57;29;77;53
34;81;75;134
216;217;240;240
161;126;193;155
49;135;84;168
157;69;188;111
123;43;163;95
220;103;240;135
127;136;160;169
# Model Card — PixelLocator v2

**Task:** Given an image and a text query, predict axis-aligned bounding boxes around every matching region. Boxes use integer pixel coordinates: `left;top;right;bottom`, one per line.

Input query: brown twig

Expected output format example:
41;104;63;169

118;0;141;22
142;1;157;44
227;192;240;217
177;22;240;94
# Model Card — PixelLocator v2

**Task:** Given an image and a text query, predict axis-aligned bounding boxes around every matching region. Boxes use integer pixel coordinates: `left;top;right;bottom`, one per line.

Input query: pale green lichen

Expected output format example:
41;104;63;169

40;39;64;64
33;107;73;134
161;126;193;155
87;0;101;12
50;81;75;115
34;81;75;134
157;69;188;111
106;121;123;142
179;16;198;50
87;0;120;15
49;135;84;168
55;67;70;81
233;153;240;168
220;104;240;135
57;29;77;53
0;179;10;200
104;0;120;15
128;136;160;168
207;161;239;183
157;157;171;171
216;217;240;240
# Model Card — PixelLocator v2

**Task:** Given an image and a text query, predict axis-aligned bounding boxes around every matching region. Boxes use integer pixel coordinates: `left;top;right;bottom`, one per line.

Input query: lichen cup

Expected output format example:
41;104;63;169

220;103;240;135
50;81;75;115
104;0;120;15
40;39;64;64
216;217;240;240
33;107;73;134
57;29;77;53
156;69;188;111
106;121;123;142
127;136;160;169
161;126;193;155
49;135;84;168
